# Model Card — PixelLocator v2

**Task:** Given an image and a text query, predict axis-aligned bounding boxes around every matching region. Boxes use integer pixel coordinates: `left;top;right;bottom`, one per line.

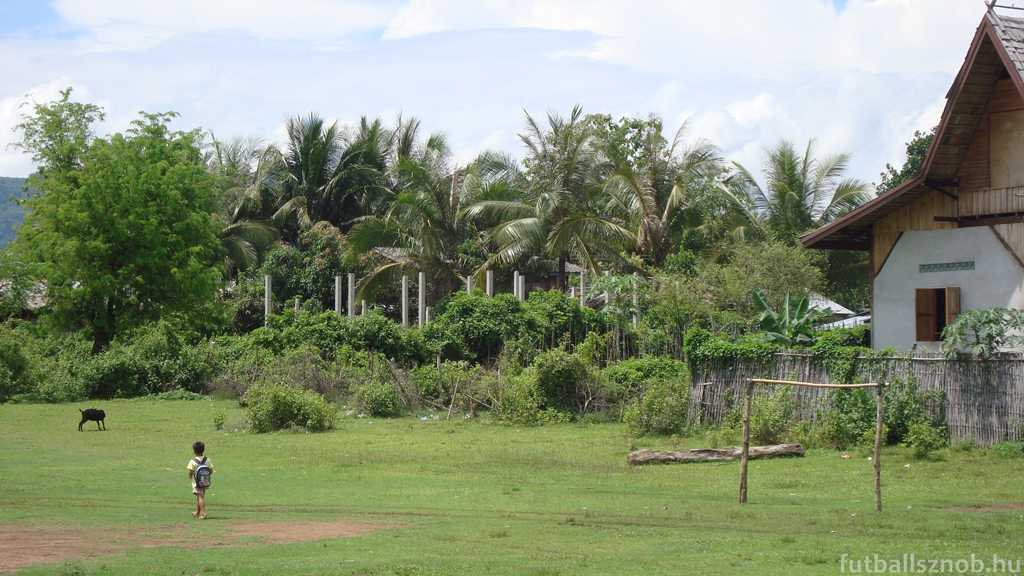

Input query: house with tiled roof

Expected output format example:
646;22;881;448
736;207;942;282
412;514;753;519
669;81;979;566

801;5;1024;351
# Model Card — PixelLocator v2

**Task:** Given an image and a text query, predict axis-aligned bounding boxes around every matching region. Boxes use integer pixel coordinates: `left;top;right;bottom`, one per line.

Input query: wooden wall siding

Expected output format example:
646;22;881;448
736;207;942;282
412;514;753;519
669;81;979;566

959;79;1024;191
871;189;957;276
872;232;902;276
691;351;1024;445
959;113;990;191
960;186;1024;215
991;222;1024;266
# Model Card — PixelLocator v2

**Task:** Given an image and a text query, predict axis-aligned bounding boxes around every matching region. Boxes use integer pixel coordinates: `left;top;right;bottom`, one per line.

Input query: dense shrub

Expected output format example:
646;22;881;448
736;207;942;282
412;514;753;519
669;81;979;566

495;369;570;426
819;376;941;449
988;442;1024;459
623;381;690;437
245;381;336;432
430;293;529;360
903;421;946;458
497;370;544;426
0;325;31;402
725;388;797;445
352;376;403;417
602;357;687;405
534;349;589;409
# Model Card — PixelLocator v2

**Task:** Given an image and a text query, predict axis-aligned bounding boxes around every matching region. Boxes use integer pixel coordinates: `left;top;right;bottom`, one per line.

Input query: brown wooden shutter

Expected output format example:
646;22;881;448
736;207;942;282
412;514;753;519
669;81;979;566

945;286;961;326
916;288;936;342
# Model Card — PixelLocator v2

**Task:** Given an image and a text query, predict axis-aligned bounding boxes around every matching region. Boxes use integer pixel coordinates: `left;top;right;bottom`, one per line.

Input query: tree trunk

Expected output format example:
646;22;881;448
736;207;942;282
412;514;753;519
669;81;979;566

627;444;804;465
91;329;111;355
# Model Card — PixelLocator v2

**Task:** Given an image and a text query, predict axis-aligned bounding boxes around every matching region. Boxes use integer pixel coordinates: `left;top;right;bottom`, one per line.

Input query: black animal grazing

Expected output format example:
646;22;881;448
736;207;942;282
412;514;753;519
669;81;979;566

78;408;106;431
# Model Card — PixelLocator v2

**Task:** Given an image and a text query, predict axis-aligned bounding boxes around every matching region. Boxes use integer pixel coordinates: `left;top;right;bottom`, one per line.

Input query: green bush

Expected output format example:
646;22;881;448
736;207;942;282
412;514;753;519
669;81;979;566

497;370;545;426
602;358;688;406
988;441;1024;459
0;325;32;402
623;381;690;437
245;382;336;433
819;388;876;449
726;388;797;445
903;421;946;458
819;377;941;449
431;293;530;361
352;377;403;417
534;349;589;409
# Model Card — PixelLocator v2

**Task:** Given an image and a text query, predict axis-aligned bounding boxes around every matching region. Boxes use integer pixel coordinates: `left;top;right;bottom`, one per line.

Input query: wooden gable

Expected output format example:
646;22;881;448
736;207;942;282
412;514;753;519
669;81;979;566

801;9;1024;258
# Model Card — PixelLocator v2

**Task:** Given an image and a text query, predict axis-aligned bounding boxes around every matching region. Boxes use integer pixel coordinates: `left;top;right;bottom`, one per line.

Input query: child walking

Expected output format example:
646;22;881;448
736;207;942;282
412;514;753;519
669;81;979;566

187;441;213;519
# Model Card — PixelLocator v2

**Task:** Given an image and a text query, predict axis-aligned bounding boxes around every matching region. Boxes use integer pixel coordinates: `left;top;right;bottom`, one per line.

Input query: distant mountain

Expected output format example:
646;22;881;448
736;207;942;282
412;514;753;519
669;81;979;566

0;177;28;249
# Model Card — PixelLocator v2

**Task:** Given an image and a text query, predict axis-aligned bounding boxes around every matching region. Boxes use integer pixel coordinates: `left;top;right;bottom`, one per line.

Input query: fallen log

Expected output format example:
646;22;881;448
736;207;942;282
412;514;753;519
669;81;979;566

627;443;804;465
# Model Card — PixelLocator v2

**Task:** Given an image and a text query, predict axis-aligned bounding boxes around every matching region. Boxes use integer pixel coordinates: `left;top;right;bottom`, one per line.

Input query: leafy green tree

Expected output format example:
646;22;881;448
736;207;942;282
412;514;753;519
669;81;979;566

14;106;223;354
9;87;105;181
877;128;935;195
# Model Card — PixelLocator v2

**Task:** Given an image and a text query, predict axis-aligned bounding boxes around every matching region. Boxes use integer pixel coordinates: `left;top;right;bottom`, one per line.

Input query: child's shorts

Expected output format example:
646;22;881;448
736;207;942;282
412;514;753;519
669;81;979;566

193;487;206;495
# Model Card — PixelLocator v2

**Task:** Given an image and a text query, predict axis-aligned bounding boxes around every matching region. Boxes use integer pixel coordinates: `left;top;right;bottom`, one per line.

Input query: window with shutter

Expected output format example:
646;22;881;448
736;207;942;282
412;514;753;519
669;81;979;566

915;287;961;342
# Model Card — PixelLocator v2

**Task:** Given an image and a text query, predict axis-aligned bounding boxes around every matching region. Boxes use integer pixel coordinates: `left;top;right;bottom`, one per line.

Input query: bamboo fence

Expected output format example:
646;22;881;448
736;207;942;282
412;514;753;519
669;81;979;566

690;351;1024;445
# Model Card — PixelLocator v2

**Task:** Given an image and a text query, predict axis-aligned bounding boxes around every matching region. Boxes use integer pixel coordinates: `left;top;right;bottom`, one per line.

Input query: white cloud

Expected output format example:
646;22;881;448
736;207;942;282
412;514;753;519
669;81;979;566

54;0;400;51
0;0;995;189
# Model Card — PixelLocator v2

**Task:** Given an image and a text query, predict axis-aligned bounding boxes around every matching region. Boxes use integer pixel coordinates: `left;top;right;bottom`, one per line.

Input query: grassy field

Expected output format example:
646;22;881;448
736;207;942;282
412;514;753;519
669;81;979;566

2;399;1023;575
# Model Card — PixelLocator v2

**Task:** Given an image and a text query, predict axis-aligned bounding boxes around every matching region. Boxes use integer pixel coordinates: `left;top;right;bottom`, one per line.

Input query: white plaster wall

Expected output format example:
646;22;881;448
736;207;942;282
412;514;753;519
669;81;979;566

873;227;1024;351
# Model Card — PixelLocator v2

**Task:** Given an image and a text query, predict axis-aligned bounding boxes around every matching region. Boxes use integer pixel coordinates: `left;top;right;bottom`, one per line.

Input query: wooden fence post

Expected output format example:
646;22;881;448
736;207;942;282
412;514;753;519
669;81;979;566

739;379;753;504
875;383;884;512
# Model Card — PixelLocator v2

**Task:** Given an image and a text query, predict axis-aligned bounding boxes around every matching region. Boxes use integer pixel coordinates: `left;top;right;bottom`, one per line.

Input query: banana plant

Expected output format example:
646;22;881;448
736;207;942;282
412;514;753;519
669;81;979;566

752;289;831;346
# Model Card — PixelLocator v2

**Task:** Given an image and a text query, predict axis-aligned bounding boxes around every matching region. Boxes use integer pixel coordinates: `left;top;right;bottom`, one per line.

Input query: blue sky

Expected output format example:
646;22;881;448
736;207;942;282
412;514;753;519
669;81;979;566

0;0;989;187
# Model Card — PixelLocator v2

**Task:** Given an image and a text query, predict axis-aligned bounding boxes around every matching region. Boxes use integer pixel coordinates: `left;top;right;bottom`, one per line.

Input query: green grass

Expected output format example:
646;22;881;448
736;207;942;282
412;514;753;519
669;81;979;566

2;399;1024;575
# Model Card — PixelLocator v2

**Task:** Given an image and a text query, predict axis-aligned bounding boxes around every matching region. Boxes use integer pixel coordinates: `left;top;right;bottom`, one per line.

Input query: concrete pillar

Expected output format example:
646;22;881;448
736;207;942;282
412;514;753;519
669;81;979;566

425;306;431;324
361;300;367;315
579;271;585;307
335;275;342;316
418;272;425;327
294;297;300;312
486;270;493;298
466;275;473;295
513;270;519;299
518;274;526;303
347;273;355;320
604;270;610;304
264;274;272;323
402;275;409;329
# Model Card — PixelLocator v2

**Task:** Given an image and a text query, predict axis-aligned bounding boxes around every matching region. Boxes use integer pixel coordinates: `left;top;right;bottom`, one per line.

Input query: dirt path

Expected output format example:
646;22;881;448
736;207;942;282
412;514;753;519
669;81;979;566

0;519;402;574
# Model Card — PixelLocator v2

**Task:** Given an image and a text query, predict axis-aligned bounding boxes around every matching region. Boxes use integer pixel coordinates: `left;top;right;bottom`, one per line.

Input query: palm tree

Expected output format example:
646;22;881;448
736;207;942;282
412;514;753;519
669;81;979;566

463;106;632;286
272;113;389;241
600;118;724;267
726;139;872;245
205;135;281;278
721;138;873;308
345;128;484;302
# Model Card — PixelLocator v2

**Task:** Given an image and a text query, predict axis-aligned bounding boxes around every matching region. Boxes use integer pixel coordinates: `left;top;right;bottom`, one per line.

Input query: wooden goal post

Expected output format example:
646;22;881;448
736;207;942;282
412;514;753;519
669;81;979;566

738;379;887;511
